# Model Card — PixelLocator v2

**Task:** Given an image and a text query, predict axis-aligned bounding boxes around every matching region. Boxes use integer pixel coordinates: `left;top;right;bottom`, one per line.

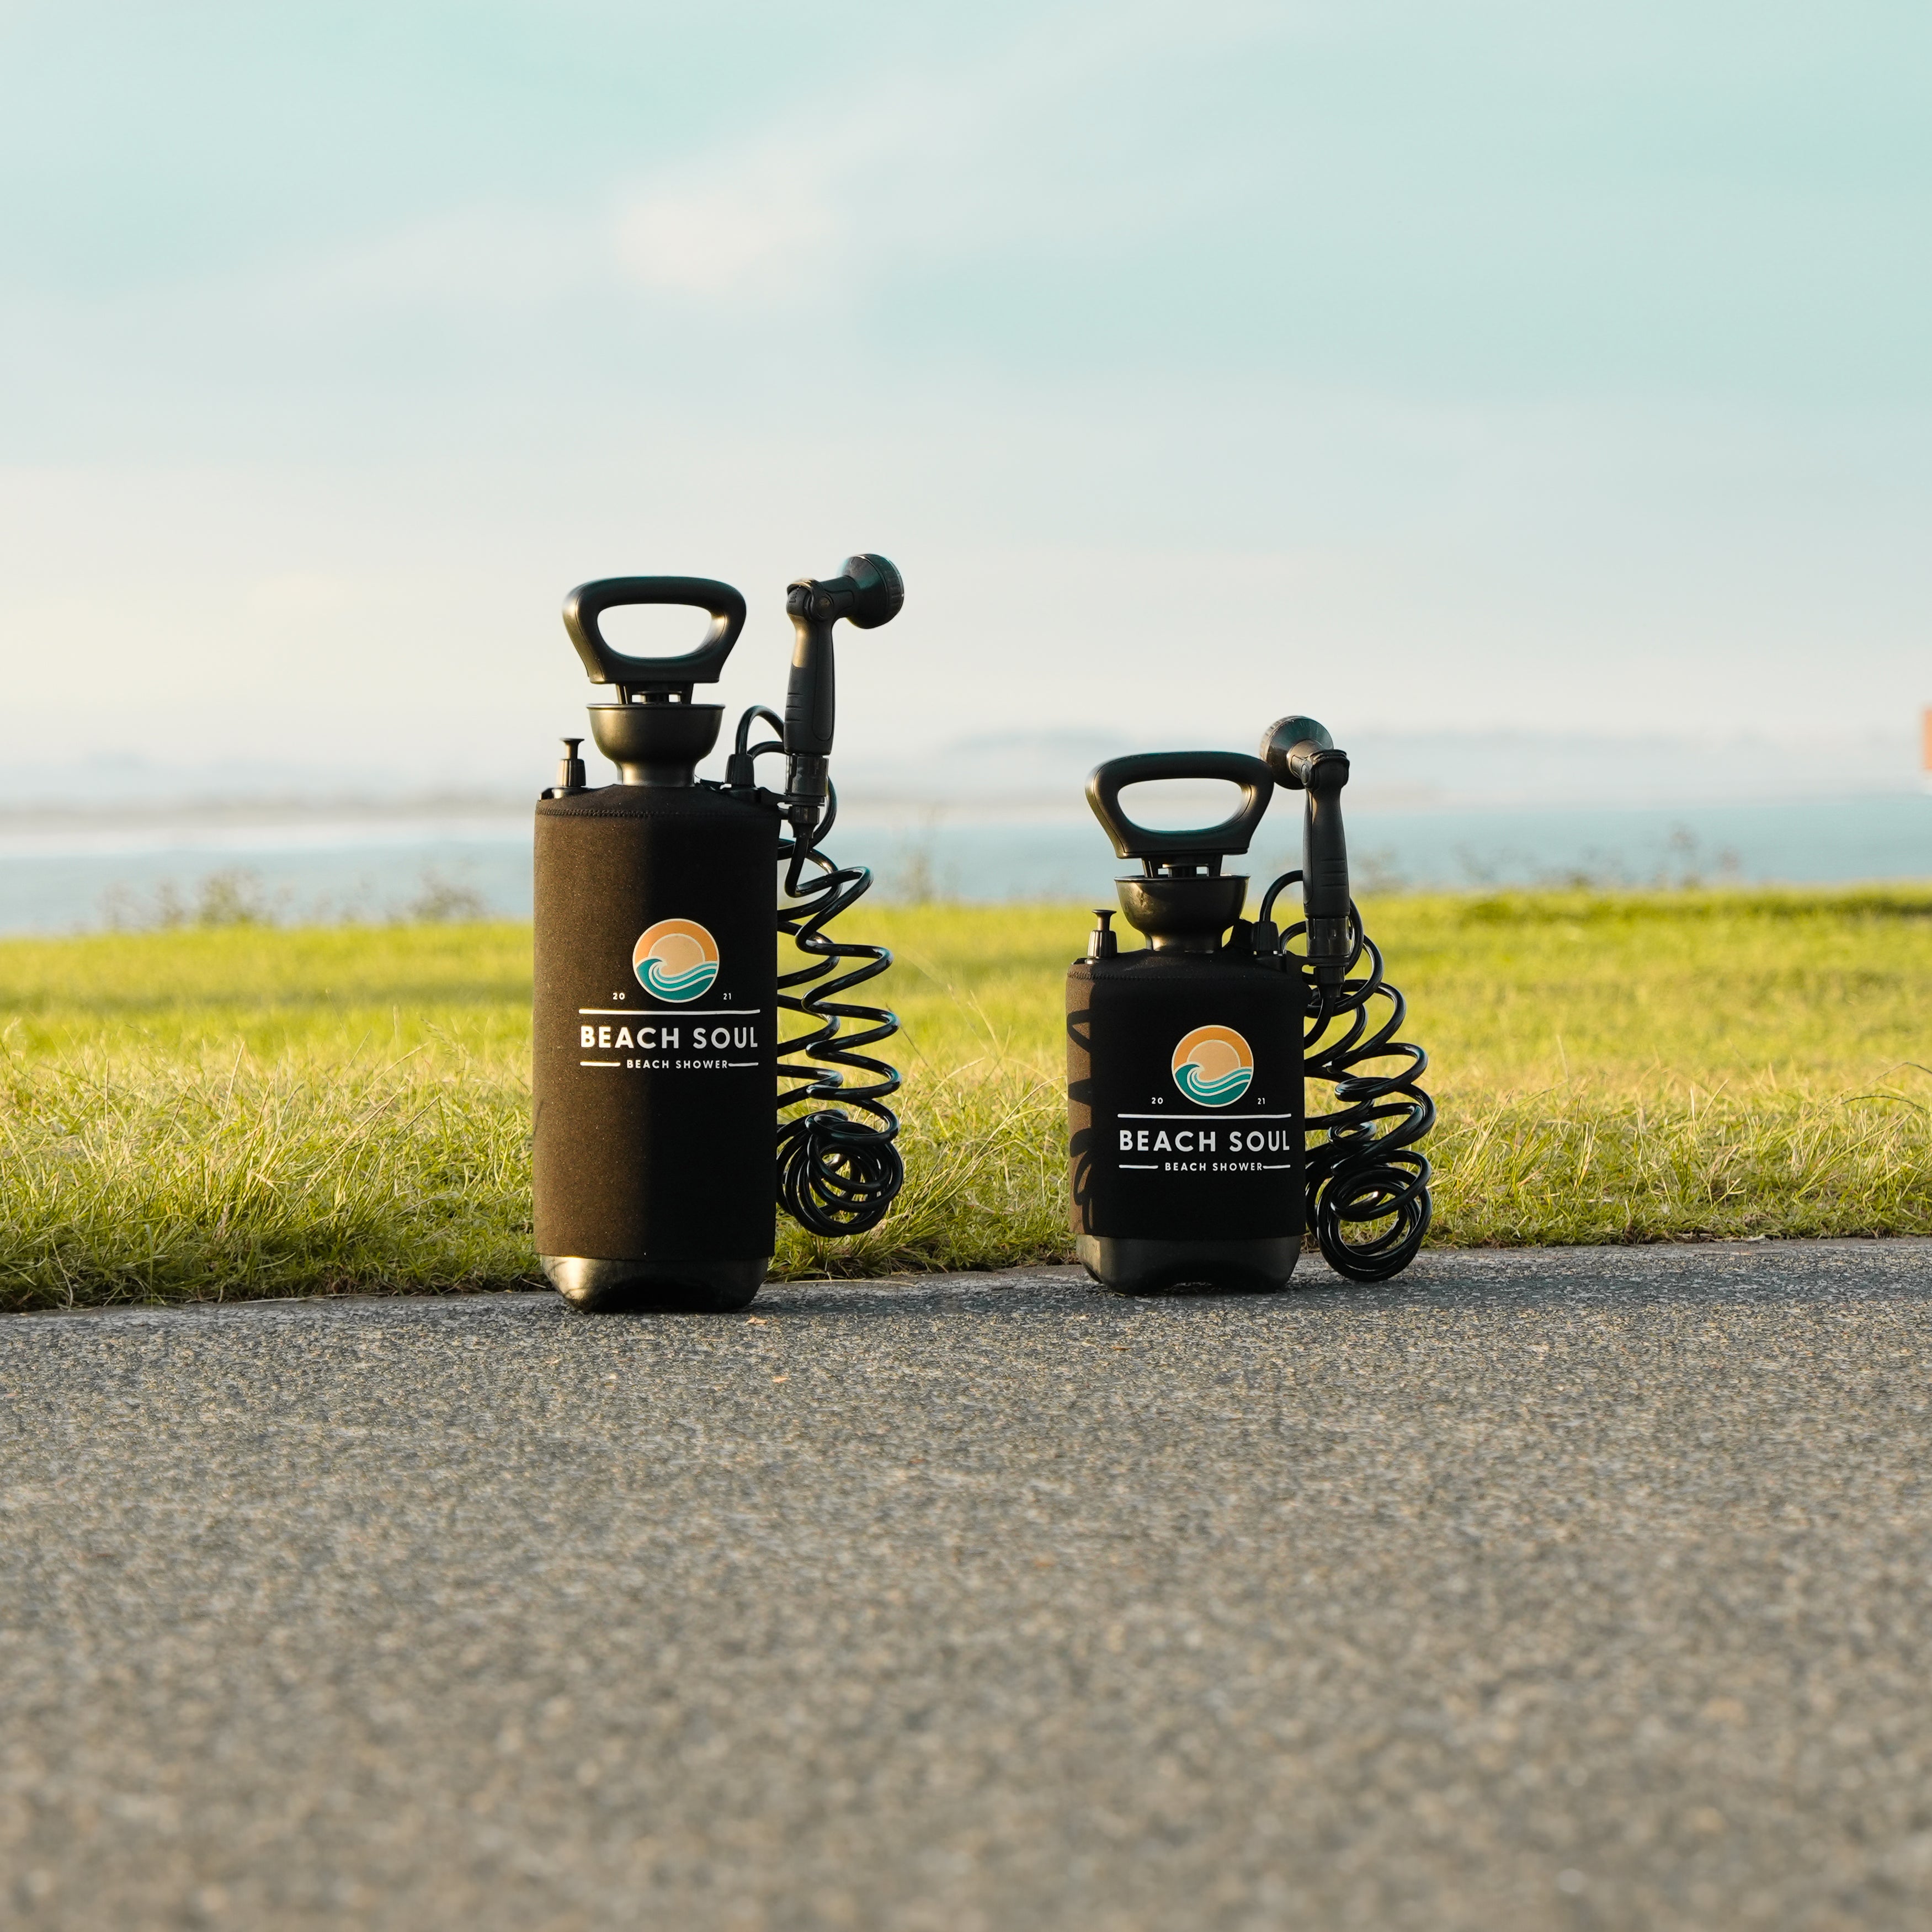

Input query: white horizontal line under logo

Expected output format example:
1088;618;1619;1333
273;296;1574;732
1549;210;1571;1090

1116;1110;1295;1121
578;1007;762;1016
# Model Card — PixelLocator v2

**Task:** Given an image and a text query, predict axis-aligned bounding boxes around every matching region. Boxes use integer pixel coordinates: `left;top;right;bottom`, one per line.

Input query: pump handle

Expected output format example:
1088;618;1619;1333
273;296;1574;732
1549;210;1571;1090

562;577;747;691
1085;752;1276;865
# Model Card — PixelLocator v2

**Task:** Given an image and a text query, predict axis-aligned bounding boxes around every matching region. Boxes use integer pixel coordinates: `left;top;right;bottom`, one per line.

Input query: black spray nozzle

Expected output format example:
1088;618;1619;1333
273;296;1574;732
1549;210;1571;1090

1087;908;1119;960
1260;714;1336;789
554;736;586;793
1261;715;1352;988
783;553;903;820
786;553;904;634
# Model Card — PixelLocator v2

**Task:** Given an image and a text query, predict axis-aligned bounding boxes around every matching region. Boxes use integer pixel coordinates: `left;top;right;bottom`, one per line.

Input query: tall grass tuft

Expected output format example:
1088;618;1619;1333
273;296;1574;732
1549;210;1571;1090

0;1044;1070;1312
1432;1074;1932;1246
0;1045;534;1311
776;1065;1068;1278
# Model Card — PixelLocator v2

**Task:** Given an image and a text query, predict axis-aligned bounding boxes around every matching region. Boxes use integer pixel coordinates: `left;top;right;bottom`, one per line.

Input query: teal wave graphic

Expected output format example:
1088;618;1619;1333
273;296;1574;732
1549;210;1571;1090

1176;1062;1253;1108
638;958;718;1003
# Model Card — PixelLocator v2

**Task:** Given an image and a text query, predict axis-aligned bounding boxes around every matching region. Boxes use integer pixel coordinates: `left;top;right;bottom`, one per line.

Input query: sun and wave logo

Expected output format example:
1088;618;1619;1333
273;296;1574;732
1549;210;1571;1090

1171;1025;1254;1108
632;919;720;1003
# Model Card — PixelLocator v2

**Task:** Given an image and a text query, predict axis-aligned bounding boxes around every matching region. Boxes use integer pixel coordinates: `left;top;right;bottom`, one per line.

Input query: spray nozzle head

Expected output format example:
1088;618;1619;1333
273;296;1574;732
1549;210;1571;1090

786;554;904;631
782;553;905;823
1261;715;1348;791
1263;715;1354;988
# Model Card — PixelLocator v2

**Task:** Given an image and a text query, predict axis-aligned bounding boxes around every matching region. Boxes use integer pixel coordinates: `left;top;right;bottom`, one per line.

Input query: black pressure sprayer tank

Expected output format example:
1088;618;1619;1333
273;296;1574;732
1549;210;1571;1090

1068;718;1435;1292
533;559;905;1313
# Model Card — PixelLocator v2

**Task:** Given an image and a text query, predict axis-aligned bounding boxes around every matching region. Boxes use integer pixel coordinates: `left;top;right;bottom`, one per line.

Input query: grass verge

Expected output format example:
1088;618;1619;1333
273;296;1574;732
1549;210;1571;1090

7;887;1932;1308
0;1049;1067;1311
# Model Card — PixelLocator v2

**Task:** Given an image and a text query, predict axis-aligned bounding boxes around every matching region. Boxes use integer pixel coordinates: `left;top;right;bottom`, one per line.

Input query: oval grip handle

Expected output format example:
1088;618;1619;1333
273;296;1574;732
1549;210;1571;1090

561;576;747;689
1085;751;1277;863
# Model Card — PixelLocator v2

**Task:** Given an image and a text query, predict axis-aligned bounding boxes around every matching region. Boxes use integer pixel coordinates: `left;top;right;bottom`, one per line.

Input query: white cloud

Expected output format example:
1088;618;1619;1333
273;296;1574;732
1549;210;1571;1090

602;1;1290;305
613;167;840;297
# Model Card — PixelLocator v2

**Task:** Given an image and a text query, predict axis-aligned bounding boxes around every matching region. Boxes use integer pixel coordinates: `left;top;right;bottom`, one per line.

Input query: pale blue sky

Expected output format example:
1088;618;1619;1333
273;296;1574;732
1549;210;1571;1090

2;1;1926;787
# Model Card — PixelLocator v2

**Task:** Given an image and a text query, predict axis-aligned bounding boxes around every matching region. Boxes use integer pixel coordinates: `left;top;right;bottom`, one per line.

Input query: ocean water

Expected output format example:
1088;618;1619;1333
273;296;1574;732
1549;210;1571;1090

859;796;1932;902
2;795;1928;935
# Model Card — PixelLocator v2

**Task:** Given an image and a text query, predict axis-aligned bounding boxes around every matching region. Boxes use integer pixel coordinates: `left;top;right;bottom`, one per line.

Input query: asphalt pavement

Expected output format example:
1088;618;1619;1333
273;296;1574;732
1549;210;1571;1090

5;1241;1932;1931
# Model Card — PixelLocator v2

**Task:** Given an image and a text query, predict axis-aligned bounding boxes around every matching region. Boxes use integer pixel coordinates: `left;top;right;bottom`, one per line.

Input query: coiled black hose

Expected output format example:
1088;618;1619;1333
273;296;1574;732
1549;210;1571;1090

734;706;904;1237
1258;870;1434;1281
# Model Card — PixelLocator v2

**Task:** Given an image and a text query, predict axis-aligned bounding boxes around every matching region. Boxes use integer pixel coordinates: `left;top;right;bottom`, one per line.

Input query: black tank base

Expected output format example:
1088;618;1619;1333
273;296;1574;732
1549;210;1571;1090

1077;1235;1299;1296
541;1254;767;1314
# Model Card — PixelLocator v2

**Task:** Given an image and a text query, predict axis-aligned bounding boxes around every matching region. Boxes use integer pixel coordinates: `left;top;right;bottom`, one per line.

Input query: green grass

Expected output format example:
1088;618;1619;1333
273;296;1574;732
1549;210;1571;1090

7;888;1932;1309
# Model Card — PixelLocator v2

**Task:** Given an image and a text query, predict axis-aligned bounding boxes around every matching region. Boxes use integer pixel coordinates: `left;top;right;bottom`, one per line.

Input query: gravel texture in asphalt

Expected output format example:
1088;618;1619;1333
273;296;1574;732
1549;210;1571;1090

4;1242;1932;1931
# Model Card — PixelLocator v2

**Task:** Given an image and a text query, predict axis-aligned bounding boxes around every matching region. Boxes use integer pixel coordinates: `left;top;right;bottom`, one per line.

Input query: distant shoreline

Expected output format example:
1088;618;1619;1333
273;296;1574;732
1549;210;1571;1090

3;794;1930;936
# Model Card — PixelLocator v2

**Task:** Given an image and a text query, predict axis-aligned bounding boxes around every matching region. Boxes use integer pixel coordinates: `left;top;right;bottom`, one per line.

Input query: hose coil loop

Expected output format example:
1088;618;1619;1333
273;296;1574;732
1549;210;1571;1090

732;704;903;1238
1259;871;1435;1281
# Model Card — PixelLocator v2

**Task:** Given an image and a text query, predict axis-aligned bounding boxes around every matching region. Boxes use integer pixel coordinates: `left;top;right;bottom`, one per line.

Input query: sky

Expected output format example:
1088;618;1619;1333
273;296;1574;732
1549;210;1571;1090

1;0;1928;795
